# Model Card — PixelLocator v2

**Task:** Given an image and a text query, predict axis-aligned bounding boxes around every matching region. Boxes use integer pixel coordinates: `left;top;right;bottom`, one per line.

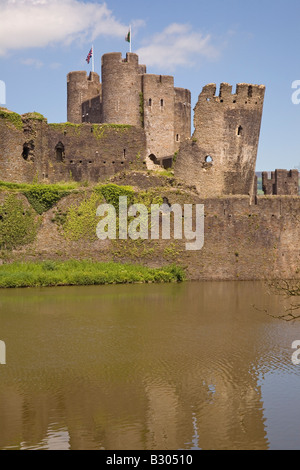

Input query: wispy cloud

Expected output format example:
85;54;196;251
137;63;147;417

20;58;44;68
0;0;132;55
136;23;220;70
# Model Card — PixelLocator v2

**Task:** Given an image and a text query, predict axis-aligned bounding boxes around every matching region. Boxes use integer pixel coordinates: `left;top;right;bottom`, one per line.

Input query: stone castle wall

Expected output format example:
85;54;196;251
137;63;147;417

67;52;191;163
0;112;146;183
2;176;299;281
262;169;299;195
67;71;101;124
175;83;265;198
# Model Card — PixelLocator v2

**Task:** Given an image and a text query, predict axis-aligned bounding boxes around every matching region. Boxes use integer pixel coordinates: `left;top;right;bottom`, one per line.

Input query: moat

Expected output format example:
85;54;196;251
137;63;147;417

0;280;300;450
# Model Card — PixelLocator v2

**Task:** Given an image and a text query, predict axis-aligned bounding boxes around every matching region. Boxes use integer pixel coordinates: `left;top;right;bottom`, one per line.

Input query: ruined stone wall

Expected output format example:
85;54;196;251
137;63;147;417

262;169;299;195
174;87;191;151
67;71;101;124
2;179;299;282
143;74;176;161
101;53;142;126
0;113;147;183
175;83;265;198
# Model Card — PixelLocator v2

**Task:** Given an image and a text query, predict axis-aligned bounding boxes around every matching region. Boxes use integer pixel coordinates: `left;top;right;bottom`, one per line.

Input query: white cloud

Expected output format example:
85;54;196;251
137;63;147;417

20;58;44;68
136;23;219;70
0;0;130;55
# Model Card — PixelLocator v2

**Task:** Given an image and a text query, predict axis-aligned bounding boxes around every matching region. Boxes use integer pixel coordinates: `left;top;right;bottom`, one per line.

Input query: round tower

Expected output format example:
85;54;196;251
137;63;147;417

67;71;100;124
101;53;142;126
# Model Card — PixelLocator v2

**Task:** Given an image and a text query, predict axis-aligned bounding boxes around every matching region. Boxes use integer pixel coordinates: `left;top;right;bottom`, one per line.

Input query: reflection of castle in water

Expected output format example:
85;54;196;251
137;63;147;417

0;281;282;450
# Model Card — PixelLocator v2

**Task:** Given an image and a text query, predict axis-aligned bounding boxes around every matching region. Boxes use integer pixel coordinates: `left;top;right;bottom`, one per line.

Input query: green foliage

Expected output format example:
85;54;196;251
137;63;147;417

133;190;163;210
23;112;46;121
49;122;82;136
0;180;77;192
111;239;155;259
0;195;38;250
0;260;186;288
95;183;135;213
63;192;103;241
23;185;70;214
172;151;178;165
163;242;182;261
92;123;132;140
0;109;23;131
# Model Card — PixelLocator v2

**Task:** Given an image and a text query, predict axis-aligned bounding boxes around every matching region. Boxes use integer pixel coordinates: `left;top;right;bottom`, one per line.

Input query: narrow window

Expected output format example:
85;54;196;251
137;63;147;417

176;134;179;142
55;142;65;162
22;144;30;161
148;98;152;106
237;126;243;136
123;149;126;158
160;99;164;107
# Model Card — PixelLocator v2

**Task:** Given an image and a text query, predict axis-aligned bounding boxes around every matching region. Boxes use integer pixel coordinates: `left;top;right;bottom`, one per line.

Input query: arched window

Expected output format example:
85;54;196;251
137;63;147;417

55;142;65;162
205;155;213;163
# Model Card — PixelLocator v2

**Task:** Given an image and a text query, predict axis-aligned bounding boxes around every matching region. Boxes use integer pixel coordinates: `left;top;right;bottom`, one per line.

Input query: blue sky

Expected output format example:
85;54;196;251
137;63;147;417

0;0;300;171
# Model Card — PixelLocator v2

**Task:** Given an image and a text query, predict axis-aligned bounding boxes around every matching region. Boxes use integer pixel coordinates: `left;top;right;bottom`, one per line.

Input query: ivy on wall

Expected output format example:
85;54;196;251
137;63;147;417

23;185;71;214
0;194;39;250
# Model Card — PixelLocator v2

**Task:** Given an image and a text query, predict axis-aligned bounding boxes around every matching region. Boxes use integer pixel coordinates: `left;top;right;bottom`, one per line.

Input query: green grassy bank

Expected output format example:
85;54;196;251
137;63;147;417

0;260;185;288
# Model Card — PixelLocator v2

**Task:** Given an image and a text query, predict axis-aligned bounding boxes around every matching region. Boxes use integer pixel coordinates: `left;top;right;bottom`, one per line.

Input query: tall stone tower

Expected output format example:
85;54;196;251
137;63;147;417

174;83;265;198
101;52;144;127
67;71;101;124
67;52;191;165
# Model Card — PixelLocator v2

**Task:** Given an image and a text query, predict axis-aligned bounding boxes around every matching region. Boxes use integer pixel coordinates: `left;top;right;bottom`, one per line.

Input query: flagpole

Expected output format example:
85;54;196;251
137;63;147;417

92;44;95;72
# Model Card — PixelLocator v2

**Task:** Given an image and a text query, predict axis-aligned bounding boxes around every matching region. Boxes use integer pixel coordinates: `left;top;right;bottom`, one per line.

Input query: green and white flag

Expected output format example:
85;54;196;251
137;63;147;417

125;26;131;52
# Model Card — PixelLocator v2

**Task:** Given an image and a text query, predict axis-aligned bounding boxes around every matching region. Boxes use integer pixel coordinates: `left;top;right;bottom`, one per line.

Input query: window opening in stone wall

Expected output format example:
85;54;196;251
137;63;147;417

148;98;152;106
205;155;213;163
22;144;30;161
55;142;65;162
176;134;180;142
237;126;243;136
160;99;164;107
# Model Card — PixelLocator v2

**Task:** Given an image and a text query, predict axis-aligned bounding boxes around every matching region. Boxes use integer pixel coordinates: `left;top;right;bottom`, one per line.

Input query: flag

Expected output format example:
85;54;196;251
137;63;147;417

86;47;93;64
125;29;130;43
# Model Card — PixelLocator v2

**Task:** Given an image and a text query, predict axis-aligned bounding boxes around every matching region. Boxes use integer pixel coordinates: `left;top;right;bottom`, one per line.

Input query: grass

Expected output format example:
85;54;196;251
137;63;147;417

0;260;186;288
0;181;78;192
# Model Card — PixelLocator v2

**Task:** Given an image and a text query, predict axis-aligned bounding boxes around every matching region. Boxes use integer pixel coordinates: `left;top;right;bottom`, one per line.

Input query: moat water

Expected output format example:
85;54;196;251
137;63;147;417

0;281;300;450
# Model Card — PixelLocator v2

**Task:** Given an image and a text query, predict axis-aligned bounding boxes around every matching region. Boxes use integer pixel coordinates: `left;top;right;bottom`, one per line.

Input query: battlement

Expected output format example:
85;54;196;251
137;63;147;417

143;74;174;87
67;71;100;84
199;83;265;105
262;169;299;195
101;52;139;66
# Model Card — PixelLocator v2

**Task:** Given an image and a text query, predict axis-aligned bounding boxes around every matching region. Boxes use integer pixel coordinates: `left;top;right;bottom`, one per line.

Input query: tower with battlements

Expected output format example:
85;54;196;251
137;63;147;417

67;52;191;166
174;82;266;198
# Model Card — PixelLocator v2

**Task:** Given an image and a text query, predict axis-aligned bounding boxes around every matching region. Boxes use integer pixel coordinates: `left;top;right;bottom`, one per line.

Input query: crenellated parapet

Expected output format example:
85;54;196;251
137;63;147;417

175;82;266;198
262;169;299;195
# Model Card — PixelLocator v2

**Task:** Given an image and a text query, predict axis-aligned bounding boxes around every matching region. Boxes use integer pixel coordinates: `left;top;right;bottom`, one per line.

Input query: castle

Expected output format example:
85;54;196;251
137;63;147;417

0;51;298;197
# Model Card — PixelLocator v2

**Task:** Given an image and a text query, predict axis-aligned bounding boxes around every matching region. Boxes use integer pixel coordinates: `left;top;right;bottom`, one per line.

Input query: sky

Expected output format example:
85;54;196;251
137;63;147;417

0;0;300;171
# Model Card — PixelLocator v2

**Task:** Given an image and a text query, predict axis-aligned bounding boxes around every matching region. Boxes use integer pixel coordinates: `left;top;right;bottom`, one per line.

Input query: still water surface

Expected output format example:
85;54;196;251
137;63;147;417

0;281;300;450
